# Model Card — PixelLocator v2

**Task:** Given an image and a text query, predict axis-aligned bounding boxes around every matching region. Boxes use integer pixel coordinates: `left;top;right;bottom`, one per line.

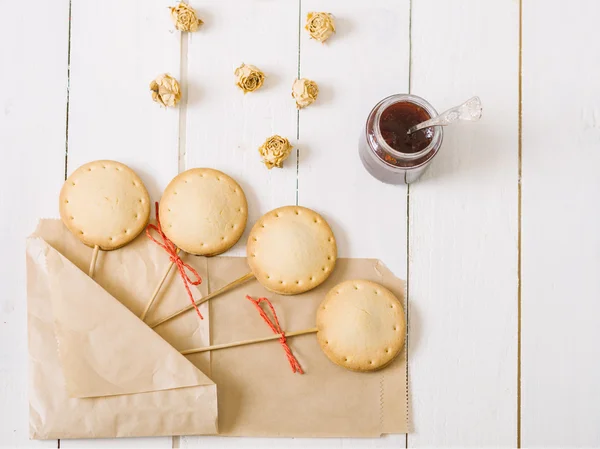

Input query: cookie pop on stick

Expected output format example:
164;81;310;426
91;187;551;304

180;280;406;374
59;160;151;278
149;205;337;328
140;168;248;321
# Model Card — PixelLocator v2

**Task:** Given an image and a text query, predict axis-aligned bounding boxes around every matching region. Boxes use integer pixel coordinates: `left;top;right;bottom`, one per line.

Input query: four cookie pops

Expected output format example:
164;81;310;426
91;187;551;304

57;161;404;374
149;205;338;328
59;160;151;278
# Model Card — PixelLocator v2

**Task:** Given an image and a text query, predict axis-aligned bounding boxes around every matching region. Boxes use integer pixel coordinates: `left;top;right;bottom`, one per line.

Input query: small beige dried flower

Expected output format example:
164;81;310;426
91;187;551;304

292;78;319;109
150;74;181;108
170;2;203;32
305;12;335;43
234;63;265;94
259;135;293;169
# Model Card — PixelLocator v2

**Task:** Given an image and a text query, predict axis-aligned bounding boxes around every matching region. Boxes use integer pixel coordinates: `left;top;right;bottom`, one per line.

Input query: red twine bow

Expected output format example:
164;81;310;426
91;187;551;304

246;295;303;374
146;202;203;320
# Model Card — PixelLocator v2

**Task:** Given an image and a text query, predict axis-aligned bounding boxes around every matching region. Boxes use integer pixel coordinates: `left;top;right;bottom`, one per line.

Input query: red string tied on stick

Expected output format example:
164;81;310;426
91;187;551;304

146;202;204;320
246;295;304;374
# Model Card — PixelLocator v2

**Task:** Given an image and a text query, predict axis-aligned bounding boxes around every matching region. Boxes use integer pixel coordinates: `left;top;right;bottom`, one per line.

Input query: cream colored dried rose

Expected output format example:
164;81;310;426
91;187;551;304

170;2;203;32
150;74;181;108
292;78;319;109
259;135;293;169
305;12;335;43
234;63;265;94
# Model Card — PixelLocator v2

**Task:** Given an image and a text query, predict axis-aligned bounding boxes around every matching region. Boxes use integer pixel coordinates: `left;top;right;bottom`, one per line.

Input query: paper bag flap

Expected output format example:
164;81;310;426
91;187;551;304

30;237;214;399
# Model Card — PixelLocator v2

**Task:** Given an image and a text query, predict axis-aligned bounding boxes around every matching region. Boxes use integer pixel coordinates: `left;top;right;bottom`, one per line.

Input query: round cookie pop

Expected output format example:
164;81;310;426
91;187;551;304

247;206;337;295
316;280;406;371
59;160;150;277
179;280;406;374
141;168;248;321
150;205;337;328
160;168;248;256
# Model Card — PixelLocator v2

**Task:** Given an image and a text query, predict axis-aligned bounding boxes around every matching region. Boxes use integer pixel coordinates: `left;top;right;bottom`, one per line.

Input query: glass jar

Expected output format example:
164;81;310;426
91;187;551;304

359;94;443;184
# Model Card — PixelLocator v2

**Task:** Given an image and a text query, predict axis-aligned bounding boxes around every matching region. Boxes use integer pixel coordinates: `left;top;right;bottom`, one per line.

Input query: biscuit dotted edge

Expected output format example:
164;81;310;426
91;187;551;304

246;205;337;295
59;160;150;251
159;168;248;256
316;279;406;372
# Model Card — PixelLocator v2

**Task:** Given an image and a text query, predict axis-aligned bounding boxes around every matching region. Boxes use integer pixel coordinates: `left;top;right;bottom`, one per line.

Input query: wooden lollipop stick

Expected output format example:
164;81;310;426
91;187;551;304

150;271;255;328
180;327;318;355
88;245;100;278
140;249;180;321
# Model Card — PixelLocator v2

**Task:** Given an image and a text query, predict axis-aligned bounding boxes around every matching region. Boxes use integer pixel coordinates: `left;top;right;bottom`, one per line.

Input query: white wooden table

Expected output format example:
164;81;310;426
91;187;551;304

2;0;599;447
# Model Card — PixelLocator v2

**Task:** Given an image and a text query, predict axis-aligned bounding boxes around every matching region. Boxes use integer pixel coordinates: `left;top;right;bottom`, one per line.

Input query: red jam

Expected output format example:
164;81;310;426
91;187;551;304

360;94;443;184
378;102;433;154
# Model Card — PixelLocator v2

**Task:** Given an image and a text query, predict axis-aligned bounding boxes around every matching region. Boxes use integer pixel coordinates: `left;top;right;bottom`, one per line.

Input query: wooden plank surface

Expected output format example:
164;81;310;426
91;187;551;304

182;0;299;257
0;0;70;447
298;0;410;278
521;1;600;447
181;1;298;446
3;0;600;447
408;1;519;446
297;1;410;448
60;0;180;447
183;0;409;447
66;0;181;201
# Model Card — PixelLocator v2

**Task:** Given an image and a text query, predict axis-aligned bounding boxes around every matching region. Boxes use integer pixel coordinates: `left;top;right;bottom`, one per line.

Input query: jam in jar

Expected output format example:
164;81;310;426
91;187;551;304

359;94;443;184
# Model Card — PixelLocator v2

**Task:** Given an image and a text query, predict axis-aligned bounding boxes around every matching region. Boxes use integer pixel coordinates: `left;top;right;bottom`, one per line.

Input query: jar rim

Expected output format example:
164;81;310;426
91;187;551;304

372;94;442;160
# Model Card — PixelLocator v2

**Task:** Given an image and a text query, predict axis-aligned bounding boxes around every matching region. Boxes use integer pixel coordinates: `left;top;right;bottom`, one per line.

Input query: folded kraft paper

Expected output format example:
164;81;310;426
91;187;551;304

27;219;408;439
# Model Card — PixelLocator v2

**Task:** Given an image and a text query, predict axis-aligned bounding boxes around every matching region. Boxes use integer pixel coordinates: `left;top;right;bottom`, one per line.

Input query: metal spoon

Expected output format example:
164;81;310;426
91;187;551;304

407;96;482;134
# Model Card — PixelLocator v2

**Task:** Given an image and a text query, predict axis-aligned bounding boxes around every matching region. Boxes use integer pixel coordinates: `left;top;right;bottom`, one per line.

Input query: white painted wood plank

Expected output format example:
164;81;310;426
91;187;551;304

0;0;69;447
62;0;180;447
408;1;519;447
298;1;409;448
181;1;299;446
182;0;299;259
66;0;180;201
181;435;404;448
184;1;410;447
522;2;600;447
299;0;410;277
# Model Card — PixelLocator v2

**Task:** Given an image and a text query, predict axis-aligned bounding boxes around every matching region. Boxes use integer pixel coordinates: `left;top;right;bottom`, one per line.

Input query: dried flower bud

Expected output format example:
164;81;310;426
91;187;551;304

234;63;265;94
170;2;203;32
305;12;335;43
292;78;319;109
259;135;293;169
150;74;181;108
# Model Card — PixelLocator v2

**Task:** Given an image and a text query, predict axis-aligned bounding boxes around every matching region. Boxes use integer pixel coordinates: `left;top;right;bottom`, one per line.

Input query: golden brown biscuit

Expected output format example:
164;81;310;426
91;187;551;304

159;168;248;256
59;160;150;251
247;206;337;295
317;280;406;372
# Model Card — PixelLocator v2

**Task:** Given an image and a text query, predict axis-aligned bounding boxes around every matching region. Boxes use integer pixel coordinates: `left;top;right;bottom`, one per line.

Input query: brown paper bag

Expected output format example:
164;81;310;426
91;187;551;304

205;257;408;437
27;222;217;439
27;220;408;439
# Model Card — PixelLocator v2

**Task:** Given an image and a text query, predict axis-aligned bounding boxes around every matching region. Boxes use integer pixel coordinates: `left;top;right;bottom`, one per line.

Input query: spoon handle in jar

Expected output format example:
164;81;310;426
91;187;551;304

407;96;482;134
